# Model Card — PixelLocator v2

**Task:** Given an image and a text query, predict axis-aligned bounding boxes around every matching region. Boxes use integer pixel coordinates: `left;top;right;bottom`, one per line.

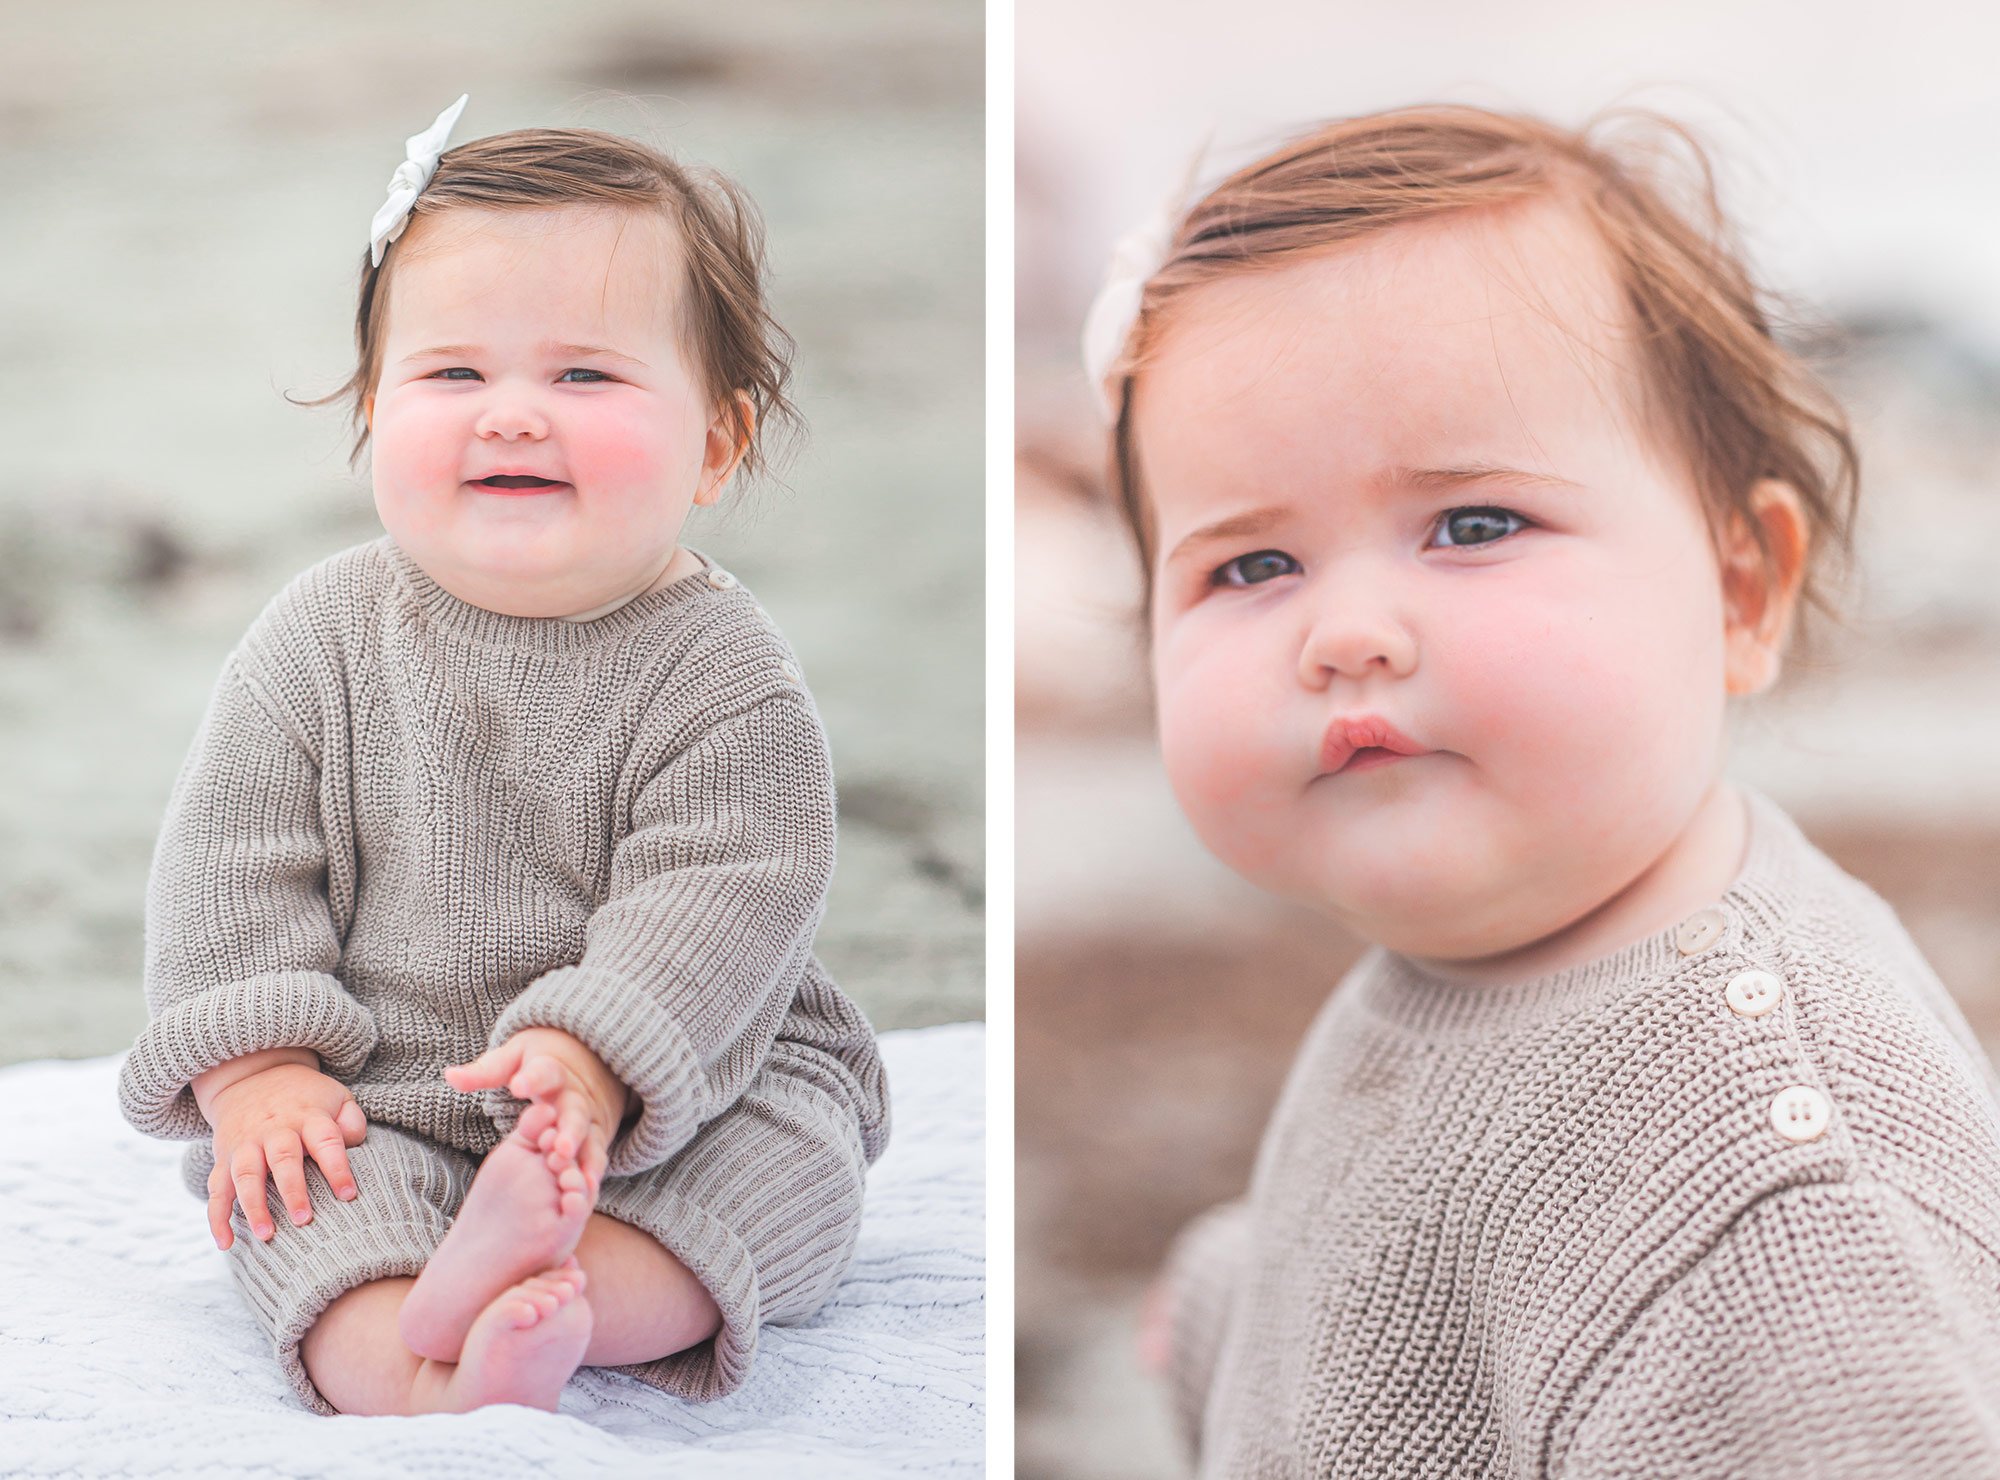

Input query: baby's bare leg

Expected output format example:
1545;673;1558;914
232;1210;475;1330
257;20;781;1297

573;1211;723;1366
298;1276;458;1417
301;1265;591;1416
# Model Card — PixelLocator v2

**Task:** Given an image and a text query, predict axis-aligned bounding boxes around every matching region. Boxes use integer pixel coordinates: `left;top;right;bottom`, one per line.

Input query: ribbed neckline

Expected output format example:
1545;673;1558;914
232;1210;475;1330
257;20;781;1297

375;535;725;654
1356;785;1811;1037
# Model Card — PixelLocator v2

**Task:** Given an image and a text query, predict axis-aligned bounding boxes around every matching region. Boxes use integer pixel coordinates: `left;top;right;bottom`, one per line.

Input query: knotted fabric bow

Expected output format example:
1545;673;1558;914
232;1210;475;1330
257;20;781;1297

1079;199;1178;424
1079;148;1208;424
369;93;470;268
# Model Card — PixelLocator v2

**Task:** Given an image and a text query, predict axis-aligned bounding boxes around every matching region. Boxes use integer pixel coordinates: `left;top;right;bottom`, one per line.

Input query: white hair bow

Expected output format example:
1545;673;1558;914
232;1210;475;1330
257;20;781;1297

1079;200;1178;424
1079;149;1208;424
369;93;471;268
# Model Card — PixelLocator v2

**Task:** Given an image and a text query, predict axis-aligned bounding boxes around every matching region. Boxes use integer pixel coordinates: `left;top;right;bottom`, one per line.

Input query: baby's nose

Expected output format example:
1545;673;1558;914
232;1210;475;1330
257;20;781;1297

1297;606;1418;685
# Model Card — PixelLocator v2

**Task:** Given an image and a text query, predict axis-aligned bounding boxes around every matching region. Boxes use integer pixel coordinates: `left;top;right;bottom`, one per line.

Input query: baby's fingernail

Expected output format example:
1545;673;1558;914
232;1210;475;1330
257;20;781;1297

339;1187;357;1201
255;1223;272;1238
292;1209;310;1225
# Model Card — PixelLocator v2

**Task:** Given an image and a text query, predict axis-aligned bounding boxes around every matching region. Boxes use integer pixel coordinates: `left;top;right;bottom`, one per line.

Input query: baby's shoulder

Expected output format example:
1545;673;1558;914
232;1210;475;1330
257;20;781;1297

1760;870;2000;1192
628;562;828;754
1614;875;2000;1243
226;538;397;716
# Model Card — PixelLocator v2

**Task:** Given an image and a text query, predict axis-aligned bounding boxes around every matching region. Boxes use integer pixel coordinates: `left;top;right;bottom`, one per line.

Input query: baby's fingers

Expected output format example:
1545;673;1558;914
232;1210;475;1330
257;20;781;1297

229;1145;277;1243
553;1094;593;1164
509;1054;566;1102
336;1097;367;1146
206;1160;236;1250
264;1131;314;1229
302;1110;361;1205
518;1100;559;1146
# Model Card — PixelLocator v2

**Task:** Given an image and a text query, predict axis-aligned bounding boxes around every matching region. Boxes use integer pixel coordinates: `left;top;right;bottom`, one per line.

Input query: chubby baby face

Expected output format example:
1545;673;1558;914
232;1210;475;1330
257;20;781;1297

1133;199;1741;964
365;205;739;618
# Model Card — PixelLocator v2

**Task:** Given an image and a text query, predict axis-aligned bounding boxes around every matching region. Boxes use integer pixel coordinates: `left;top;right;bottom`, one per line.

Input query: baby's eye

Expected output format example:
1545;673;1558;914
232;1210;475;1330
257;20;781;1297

1427;506;1528;548
1212;549;1301;587
426;368;610;382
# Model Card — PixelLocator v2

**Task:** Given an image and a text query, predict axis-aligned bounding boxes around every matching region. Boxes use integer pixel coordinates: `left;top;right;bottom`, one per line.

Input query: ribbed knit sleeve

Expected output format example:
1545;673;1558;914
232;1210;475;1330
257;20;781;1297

593;957;891;1399
116;655;378;1141
1558;1181;2000;1478
483;690;837;1178
1162;1198;1254;1459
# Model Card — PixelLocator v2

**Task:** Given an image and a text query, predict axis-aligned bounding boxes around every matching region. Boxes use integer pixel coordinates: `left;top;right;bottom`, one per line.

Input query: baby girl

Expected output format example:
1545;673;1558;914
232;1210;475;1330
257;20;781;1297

116;95;888;1418
1085;106;2000;1474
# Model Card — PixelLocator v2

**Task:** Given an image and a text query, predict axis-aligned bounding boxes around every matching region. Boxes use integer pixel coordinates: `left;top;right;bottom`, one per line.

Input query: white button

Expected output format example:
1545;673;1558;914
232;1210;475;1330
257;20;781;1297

1675;907;1726;956
705;567;737;589
1725;969;1783;1018
778;659;801;683
1770;1085;1832;1143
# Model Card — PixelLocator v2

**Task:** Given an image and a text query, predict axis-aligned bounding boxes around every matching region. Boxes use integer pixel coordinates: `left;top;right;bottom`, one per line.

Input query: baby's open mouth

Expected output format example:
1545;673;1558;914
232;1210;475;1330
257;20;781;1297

473;476;565;489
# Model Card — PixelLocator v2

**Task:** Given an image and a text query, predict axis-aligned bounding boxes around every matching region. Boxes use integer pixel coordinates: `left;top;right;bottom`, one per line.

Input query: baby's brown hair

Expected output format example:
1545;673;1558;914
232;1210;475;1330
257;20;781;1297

1105;104;1860;664
301;126;800;486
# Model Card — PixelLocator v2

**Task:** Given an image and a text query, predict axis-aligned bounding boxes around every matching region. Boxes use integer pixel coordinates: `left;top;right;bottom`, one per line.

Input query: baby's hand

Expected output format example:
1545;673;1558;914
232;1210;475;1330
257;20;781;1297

204;1064;368;1250
443;1030;625;1198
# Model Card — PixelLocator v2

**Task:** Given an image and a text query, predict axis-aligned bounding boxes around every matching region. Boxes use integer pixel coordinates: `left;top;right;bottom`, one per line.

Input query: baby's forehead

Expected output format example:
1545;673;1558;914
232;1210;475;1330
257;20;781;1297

1144;196;1656;446
389;205;684;329
1192;197;1634;364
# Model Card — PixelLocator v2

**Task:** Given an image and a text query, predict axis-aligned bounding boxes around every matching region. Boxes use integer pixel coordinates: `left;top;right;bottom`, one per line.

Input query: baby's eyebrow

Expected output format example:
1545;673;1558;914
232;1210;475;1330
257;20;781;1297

1383;462;1584;495
399;341;650;369
1165;506;1292;567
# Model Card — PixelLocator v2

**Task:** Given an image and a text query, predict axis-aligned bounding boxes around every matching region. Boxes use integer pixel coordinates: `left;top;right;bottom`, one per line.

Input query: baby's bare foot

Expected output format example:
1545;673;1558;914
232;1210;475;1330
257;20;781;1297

440;1257;592;1414
400;1116;592;1363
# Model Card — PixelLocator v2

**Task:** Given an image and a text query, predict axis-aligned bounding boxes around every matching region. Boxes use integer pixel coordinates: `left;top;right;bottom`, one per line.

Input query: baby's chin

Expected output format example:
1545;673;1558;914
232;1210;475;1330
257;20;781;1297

415;549;628;619
1261;845;1559;961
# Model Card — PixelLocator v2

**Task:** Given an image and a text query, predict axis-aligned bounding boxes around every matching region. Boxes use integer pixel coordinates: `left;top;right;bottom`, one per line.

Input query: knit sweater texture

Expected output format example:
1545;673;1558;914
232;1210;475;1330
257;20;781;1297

117;536;889;1371
1163;786;2000;1477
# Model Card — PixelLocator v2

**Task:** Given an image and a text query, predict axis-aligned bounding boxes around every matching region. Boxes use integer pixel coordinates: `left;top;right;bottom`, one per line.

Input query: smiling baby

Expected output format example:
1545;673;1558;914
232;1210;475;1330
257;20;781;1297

116;97;887;1418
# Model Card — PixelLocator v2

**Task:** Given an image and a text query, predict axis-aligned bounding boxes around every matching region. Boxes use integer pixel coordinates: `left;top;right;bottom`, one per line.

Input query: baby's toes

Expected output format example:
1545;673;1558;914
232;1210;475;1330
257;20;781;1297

511;1282;561;1327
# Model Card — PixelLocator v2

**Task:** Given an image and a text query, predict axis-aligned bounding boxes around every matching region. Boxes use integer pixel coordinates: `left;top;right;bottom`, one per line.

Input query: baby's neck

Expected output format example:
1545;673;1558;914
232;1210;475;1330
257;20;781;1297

1403;780;1751;988
555;546;702;623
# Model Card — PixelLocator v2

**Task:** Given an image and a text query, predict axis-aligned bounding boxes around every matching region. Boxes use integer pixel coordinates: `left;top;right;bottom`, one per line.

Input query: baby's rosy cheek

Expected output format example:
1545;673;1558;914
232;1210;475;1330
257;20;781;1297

377;412;464;497
568;414;674;493
1158;695;1277;841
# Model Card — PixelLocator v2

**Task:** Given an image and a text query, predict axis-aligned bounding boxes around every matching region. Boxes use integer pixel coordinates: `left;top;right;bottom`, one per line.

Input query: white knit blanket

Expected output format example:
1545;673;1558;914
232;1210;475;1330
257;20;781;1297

0;1023;983;1476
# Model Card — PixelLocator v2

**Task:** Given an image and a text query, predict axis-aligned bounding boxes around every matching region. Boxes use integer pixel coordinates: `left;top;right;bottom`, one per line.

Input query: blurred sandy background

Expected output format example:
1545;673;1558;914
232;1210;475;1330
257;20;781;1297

0;3;983;1069
1017;3;2000;1474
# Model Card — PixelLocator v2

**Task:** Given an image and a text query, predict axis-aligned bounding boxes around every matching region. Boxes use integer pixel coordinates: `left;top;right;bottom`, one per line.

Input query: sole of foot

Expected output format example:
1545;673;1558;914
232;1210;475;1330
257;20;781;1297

400;1117;593;1363
440;1257;593;1414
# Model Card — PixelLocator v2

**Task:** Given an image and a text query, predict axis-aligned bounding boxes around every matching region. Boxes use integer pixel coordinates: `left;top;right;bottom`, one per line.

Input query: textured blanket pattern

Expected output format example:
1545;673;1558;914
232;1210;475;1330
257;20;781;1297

0;1023;983;1476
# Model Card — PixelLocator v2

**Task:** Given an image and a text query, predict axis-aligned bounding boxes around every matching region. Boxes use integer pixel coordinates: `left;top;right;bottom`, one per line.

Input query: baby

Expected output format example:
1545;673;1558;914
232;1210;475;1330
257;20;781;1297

116;95;889;1418
1085;106;2000;1474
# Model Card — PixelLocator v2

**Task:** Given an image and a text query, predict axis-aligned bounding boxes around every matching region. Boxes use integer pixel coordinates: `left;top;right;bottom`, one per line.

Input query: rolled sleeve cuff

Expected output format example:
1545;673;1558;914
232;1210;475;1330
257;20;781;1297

116;971;378;1141
484;964;705;1178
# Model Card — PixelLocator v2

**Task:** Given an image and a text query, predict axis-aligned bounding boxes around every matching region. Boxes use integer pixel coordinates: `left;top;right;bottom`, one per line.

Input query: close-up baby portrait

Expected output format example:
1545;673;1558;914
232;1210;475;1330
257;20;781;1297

0;3;982;1472
1018;0;2000;1475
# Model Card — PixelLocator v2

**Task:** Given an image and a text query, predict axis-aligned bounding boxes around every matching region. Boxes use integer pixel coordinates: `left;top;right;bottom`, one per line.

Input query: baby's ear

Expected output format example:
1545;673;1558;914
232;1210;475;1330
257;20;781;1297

1722;479;1809;696
695;390;757;506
